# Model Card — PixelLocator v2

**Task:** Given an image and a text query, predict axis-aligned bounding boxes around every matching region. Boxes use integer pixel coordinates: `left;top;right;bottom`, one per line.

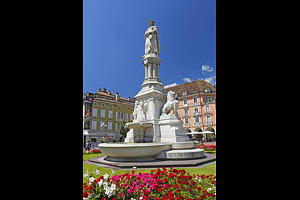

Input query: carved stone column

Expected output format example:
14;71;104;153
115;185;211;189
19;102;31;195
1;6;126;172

153;63;157;78
144;65;148;79
148;63;152;78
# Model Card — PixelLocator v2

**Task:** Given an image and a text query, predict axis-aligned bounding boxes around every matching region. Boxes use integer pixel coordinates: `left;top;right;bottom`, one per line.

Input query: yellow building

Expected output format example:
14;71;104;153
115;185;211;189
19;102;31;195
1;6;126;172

88;88;135;144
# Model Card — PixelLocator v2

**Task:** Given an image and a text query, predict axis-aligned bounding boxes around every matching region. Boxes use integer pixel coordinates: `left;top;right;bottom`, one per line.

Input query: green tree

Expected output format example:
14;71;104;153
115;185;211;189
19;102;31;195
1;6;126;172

119;120;129;139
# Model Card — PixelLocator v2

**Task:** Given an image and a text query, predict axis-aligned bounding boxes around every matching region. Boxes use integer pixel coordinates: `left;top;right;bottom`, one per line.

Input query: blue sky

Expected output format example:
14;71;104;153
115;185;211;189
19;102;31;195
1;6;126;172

83;0;216;98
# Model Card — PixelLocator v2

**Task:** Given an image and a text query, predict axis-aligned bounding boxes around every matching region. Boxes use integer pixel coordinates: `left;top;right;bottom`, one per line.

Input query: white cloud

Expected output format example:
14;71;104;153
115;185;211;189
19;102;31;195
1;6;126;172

183;77;192;82
203;75;216;85
202;65;214;72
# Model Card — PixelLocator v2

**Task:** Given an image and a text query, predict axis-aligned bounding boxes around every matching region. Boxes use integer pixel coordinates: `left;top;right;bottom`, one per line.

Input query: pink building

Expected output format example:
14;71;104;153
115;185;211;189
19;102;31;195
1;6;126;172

164;80;216;134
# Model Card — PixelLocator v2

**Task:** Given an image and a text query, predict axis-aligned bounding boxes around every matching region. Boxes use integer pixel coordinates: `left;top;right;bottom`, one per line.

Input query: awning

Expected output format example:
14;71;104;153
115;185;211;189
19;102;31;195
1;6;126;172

83;130;89;135
187;131;214;135
187;131;203;135
201;131;214;134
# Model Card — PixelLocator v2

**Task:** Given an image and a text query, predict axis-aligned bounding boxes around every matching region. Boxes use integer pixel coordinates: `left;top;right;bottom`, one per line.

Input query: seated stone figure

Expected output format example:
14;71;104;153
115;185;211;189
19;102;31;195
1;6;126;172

161;91;179;116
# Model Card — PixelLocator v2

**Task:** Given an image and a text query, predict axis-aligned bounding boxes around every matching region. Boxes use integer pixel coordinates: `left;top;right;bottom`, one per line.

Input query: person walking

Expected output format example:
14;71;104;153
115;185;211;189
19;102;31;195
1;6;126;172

85;141;90;151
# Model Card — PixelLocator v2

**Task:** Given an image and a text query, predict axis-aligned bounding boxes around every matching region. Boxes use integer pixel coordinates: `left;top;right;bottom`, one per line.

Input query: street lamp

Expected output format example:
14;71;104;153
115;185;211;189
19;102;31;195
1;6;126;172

100;122;107;143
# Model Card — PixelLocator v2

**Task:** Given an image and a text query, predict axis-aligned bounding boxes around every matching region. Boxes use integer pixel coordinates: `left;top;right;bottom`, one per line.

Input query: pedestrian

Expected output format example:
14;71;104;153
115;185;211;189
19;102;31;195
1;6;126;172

86;141;90;151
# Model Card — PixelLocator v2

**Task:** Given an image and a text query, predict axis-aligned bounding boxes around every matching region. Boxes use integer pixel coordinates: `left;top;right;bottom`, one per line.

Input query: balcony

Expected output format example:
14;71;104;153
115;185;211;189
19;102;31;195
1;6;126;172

206;121;213;125
194;122;202;127
193;112;201;116
205;111;212;115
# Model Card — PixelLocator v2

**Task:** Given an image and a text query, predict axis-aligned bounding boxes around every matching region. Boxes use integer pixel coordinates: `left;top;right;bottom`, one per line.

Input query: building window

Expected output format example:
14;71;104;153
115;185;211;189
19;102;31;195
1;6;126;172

183;99;187;105
184;108;188;115
108;122;112;130
92;109;97;117
194;117;199;123
125;113;128;122
182;90;187;96
193;97;198;103
101;110;105;118
194;107;199;113
91;121;97;130
206;115;211;122
115;123;120;131
205;105;210;112
130;114;133;121
207;96;212;102
116;112;119;121
108;110;113;119
184;118;189;124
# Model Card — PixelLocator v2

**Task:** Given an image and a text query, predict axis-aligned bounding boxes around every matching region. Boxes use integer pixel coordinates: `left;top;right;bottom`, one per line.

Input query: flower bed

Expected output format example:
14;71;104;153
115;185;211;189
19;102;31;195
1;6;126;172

83;167;216;200
83;149;101;154
197;144;216;151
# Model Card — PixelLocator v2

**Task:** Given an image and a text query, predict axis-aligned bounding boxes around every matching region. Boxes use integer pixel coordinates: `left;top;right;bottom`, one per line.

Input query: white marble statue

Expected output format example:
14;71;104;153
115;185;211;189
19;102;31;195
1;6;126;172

145;20;160;56
161;91;179;116
133;101;139;121
133;101;148;121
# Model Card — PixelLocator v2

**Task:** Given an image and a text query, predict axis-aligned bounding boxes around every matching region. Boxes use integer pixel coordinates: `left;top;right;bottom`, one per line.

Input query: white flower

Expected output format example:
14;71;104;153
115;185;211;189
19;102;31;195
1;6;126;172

131;198;136;200
103;173;109;180
103;182;108;188
140;197;143;200
105;186;114;197
111;184;116;190
207;187;212;191
97;179;103;187
111;169;115;174
88;177;95;185
95;169;100;175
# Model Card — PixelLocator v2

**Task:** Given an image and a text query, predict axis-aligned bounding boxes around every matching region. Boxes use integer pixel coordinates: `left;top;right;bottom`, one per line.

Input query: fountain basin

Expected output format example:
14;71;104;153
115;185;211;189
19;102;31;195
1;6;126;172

98;143;172;162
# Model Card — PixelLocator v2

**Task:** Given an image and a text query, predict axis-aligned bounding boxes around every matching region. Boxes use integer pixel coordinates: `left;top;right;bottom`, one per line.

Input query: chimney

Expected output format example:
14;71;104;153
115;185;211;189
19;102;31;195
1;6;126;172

98;88;101;93
115;92;119;101
103;88;106;93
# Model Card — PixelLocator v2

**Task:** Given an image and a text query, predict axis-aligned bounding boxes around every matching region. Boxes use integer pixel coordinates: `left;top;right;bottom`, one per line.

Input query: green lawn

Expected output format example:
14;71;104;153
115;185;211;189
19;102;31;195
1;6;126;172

205;151;216;155
83;153;216;183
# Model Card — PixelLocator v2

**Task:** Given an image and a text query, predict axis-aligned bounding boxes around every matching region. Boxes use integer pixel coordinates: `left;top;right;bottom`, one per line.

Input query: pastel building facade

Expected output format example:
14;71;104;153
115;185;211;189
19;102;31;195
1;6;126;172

164;80;216;134
83;88;135;145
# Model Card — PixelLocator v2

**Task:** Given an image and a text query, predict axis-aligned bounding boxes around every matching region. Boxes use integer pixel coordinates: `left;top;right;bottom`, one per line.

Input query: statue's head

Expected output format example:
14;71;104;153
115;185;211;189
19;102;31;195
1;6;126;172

167;91;176;101
148;20;154;27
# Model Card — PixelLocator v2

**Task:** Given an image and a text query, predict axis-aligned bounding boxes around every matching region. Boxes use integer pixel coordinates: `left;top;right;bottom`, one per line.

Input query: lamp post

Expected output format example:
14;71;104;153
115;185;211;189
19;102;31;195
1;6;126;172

100;122;107;143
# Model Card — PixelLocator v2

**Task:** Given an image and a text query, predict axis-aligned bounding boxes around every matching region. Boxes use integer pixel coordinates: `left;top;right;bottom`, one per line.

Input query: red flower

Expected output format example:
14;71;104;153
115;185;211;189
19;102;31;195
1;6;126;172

157;187;163;192
83;192;88;197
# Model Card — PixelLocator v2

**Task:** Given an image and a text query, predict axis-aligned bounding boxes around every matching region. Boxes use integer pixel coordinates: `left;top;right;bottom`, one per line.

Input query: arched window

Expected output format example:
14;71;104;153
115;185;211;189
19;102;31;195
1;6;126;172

205;88;212;93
